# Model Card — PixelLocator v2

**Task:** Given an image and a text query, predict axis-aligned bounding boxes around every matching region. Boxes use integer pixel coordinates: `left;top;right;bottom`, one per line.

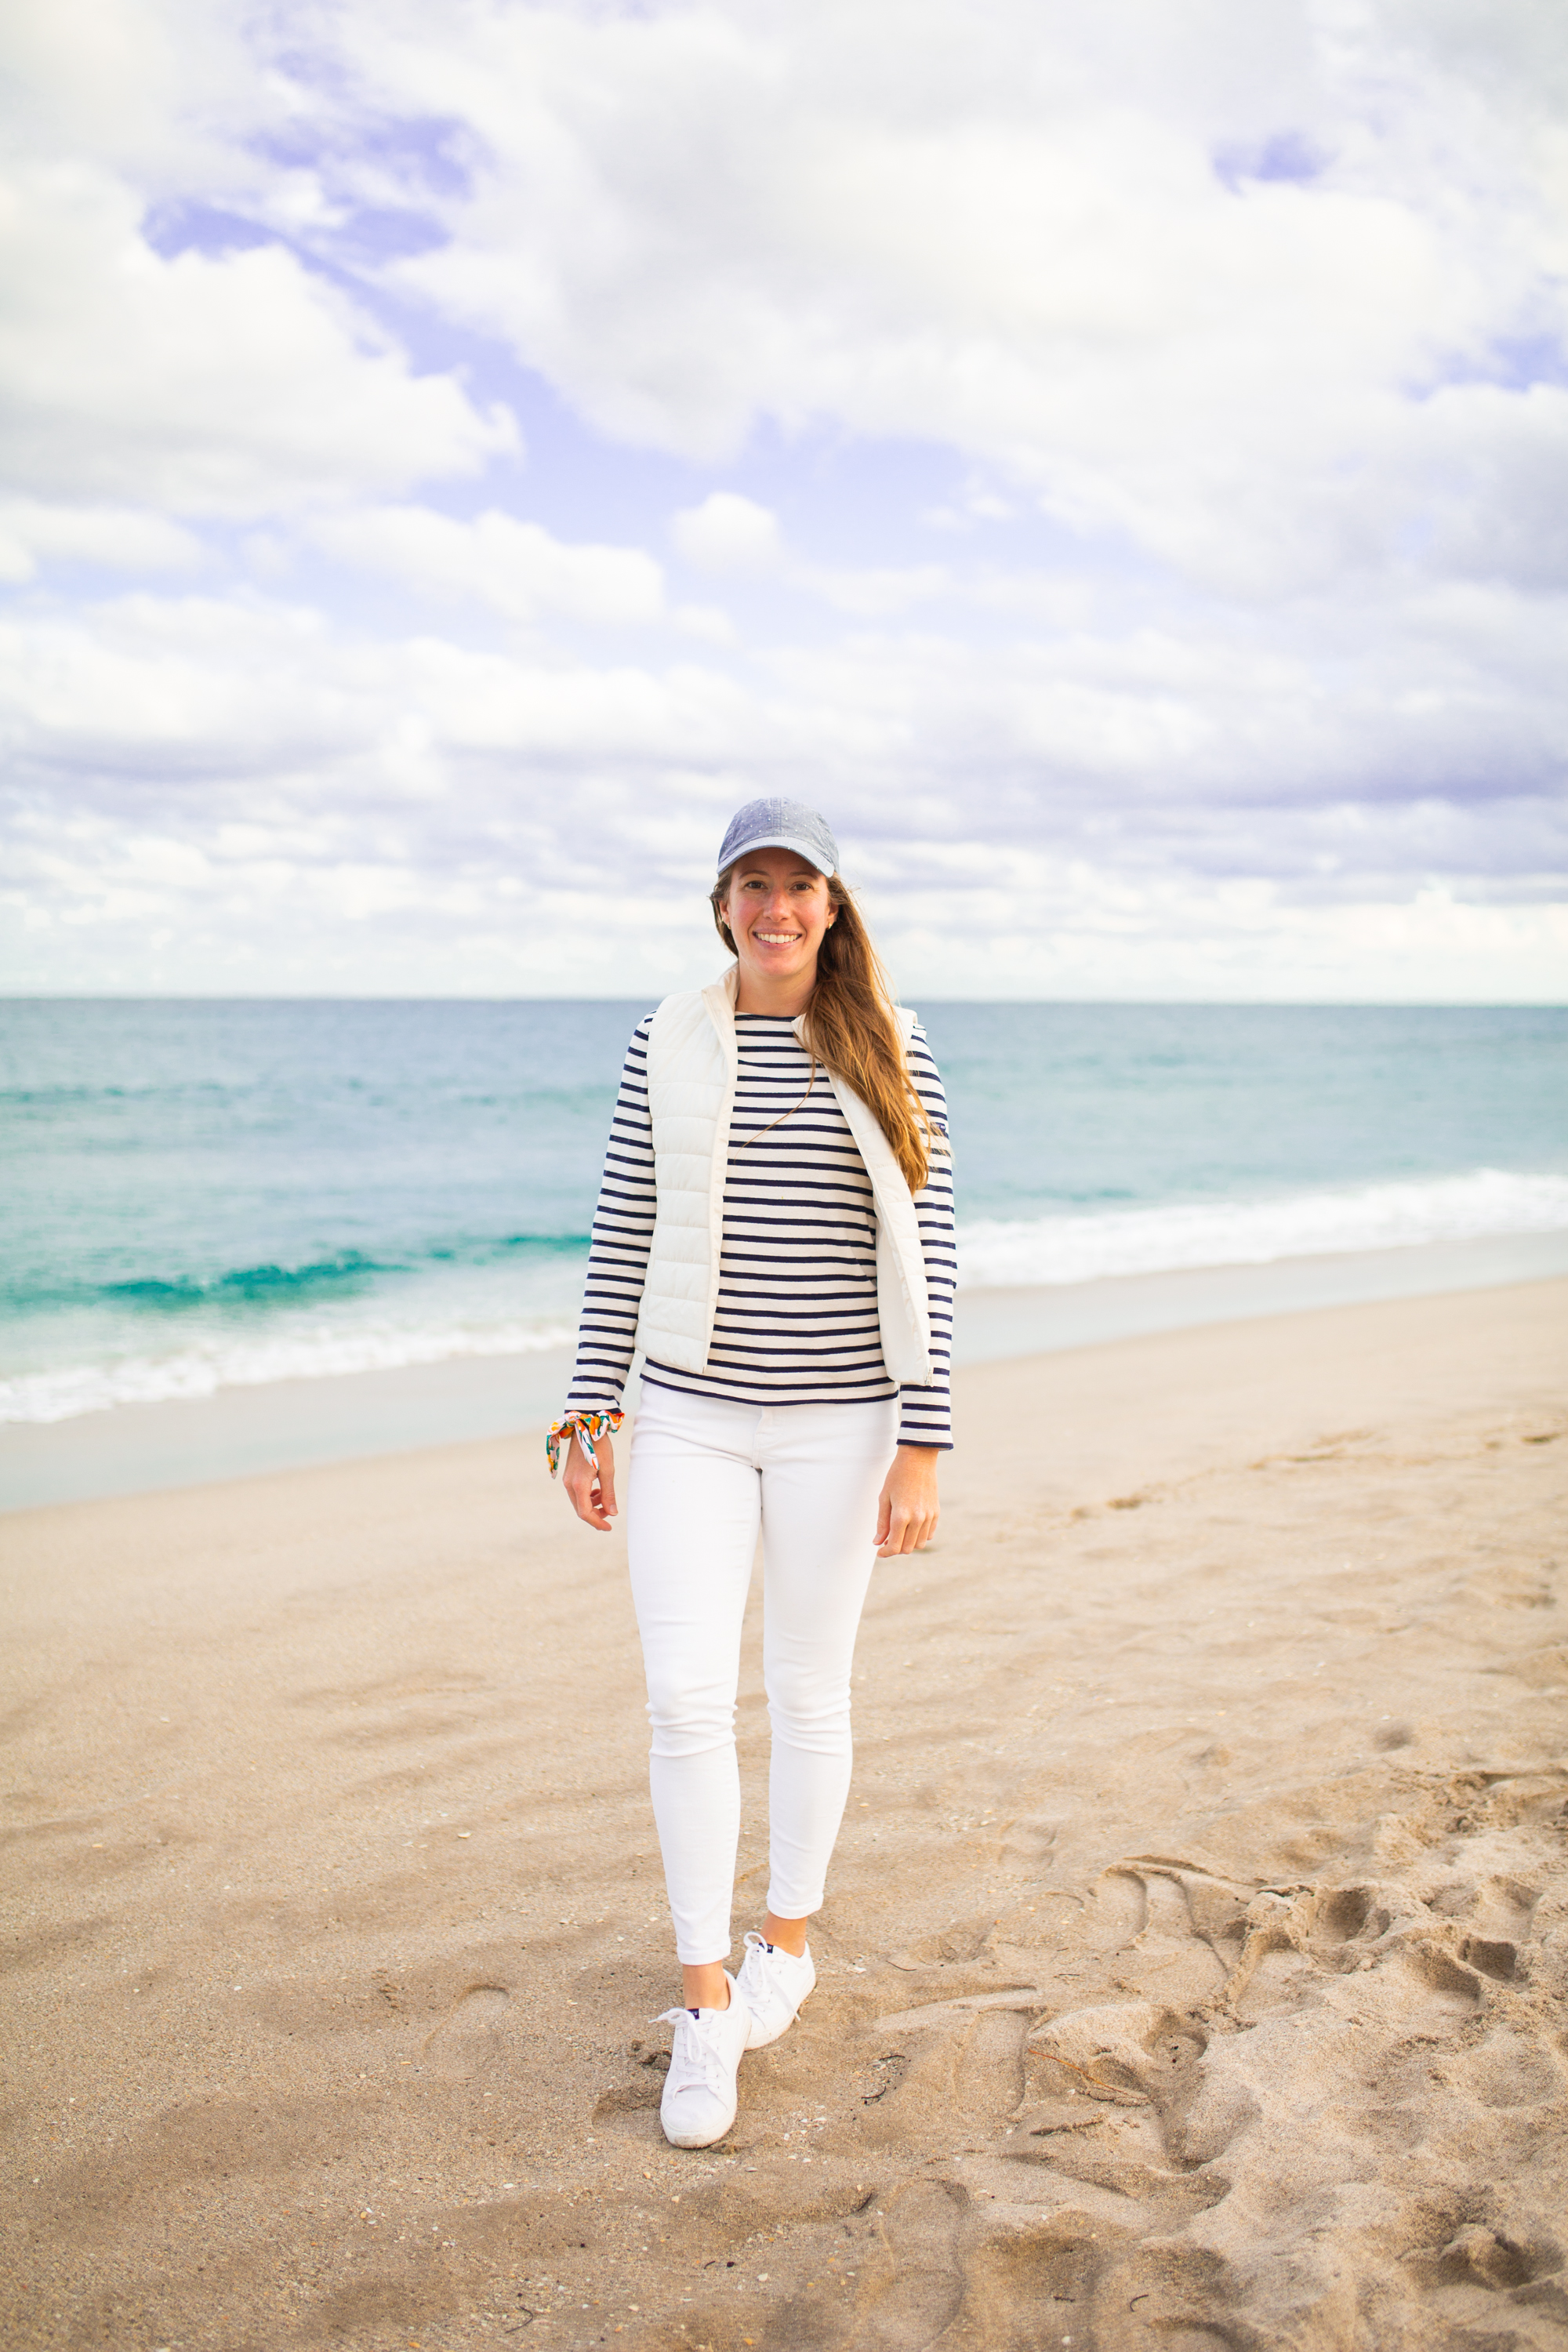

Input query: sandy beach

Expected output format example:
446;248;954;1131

5;1277;1566;2352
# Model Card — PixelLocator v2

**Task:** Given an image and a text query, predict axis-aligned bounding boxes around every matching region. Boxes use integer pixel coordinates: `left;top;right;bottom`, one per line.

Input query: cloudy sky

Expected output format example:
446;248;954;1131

2;0;1565;1001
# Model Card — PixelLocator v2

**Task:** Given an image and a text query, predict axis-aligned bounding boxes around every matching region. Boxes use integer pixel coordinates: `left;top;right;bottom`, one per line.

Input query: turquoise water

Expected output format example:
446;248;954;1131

2;1000;1565;1421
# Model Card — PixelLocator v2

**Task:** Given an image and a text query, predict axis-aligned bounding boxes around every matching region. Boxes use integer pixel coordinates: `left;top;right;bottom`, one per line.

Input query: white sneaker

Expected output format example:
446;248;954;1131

735;1930;816;2049
656;1976;753;2148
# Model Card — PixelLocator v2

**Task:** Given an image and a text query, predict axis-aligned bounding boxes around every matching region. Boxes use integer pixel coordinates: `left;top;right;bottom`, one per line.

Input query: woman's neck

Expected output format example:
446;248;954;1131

733;964;818;1018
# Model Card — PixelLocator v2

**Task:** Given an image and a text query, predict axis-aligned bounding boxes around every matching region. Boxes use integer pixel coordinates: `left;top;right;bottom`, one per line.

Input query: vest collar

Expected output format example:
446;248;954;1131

700;966;740;1071
703;962;811;1045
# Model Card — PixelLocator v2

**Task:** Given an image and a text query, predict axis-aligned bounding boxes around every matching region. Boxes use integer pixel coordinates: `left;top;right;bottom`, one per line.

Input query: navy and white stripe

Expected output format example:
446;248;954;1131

564;1013;956;1448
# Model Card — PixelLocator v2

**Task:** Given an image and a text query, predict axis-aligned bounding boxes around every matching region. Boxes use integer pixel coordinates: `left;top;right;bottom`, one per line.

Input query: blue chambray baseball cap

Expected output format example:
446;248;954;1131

717;797;838;877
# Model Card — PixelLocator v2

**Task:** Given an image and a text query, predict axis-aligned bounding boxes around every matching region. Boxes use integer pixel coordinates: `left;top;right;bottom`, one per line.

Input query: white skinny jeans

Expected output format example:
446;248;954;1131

626;1385;898;1965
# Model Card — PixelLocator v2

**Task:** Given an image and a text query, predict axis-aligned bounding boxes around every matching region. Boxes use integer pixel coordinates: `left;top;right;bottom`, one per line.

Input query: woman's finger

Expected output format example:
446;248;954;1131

565;1465;608;1530
880;1503;918;1556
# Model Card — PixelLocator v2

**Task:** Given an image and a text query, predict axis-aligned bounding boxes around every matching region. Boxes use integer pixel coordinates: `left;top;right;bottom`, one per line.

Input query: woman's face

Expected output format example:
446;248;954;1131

723;848;836;996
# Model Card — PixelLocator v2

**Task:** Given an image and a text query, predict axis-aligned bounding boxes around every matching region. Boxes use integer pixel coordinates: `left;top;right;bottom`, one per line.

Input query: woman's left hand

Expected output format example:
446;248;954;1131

875;1445;941;1557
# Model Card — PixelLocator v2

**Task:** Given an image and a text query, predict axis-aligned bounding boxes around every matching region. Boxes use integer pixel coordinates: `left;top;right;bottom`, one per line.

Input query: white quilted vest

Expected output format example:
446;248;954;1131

633;967;935;1385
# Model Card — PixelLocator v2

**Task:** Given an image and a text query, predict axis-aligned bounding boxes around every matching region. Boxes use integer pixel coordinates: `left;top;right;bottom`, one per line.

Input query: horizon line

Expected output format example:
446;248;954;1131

2;993;1565;1012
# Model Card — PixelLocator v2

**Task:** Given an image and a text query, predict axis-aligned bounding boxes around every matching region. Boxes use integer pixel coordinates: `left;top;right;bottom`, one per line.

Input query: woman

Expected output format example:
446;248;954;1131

548;797;955;2148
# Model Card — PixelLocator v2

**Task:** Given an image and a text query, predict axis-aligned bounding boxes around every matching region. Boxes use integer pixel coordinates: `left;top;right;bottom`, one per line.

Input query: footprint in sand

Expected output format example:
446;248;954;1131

820;1769;1568;2351
857;2178;968;2350
423;1983;510;2078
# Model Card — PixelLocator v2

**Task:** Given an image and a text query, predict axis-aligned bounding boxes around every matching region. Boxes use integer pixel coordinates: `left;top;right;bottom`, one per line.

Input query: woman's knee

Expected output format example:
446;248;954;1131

644;1670;737;1759
764;1665;852;1751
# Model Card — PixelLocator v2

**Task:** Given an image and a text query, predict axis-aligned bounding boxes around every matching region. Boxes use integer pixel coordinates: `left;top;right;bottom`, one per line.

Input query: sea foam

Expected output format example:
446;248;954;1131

955;1167;1568;1289
0;1318;574;1425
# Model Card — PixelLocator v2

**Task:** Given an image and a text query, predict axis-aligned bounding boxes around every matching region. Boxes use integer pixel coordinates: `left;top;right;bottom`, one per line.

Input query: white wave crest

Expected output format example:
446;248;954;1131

0;1317;574;1425
7;1167;1565;1425
956;1167;1568;1290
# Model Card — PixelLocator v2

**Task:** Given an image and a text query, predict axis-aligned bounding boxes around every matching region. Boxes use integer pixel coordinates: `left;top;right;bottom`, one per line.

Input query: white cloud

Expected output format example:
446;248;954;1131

794;561;952;619
0;499;203;581
671;492;783;574
0;165;516;514
0;590;763;793
314;506;669;627
670;493;953;615
2;0;264;181
2;568;1561;997
8;765;1564;1003
362;0;1566;595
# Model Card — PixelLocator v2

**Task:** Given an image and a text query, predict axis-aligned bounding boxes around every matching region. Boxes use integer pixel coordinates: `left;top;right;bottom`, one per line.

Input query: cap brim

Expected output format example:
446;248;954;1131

718;830;834;876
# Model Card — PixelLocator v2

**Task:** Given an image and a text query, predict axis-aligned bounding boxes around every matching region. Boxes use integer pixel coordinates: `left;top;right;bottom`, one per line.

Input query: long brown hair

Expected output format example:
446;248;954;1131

710;866;941;1194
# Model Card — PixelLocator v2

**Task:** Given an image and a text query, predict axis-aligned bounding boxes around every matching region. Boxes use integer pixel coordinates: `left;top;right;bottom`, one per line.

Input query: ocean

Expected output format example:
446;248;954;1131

3;1000;1566;1428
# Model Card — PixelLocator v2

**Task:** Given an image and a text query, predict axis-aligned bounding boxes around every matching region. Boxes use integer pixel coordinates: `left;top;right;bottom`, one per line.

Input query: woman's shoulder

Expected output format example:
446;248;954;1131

614;1013;659;1073
903;1014;939;1064
902;1020;948;1120
642;979;732;1055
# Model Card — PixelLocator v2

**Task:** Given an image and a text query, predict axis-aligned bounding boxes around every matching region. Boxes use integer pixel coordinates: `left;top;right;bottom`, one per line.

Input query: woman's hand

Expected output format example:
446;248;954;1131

562;1431;619;1532
875;1444;940;1557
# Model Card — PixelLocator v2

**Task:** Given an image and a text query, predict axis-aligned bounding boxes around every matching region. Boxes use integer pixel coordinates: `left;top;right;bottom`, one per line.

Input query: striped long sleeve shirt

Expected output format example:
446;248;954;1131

564;1011;956;1447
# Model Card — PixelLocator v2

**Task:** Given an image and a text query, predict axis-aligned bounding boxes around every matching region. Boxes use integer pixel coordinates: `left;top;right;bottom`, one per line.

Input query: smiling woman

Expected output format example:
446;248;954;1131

546;797;956;2151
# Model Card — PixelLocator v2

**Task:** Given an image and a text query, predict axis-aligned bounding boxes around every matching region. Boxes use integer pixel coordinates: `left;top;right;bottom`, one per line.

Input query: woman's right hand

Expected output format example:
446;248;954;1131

562;1430;619;1532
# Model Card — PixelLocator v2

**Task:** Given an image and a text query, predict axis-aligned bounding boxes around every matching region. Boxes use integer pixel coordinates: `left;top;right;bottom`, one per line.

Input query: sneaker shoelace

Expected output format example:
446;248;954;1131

655;2005;729;2096
740;1931;797;1993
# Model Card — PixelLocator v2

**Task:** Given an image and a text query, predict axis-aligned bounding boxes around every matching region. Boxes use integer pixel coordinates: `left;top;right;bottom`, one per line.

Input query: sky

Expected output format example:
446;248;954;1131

2;0;1566;1002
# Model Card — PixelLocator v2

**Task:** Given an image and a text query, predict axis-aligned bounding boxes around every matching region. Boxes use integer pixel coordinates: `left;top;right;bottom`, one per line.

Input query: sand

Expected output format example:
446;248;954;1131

4;1279;1566;2352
